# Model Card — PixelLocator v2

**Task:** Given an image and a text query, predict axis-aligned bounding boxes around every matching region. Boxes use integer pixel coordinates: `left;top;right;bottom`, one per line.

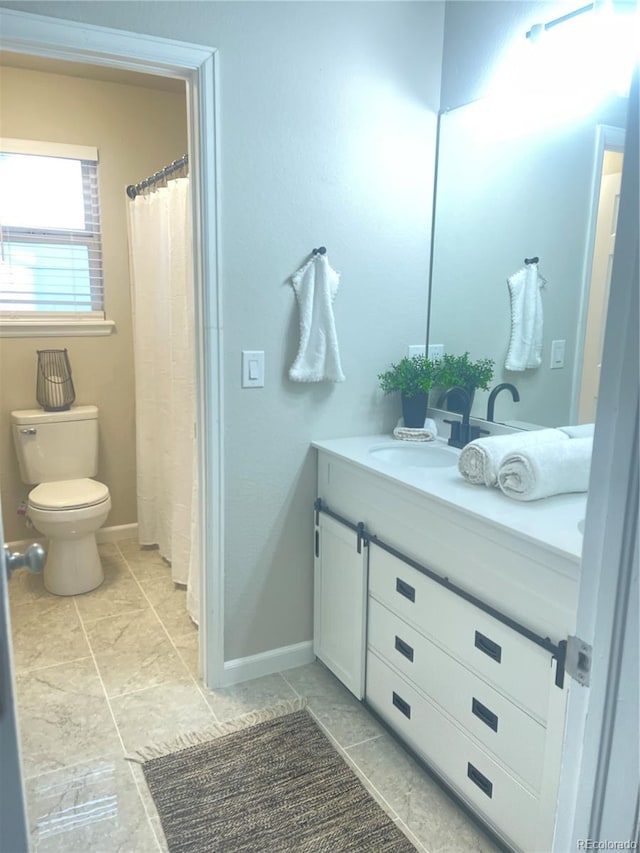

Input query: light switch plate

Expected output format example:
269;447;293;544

242;350;264;387
550;339;565;369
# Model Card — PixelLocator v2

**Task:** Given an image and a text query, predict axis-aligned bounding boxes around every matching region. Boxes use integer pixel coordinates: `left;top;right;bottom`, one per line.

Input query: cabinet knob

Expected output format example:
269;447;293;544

396;577;415;603
392;691;411;719
467;762;493;799
474;630;502;663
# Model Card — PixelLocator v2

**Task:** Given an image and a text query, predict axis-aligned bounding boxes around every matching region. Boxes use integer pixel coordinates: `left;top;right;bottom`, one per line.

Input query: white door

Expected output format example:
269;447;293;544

0;507;44;852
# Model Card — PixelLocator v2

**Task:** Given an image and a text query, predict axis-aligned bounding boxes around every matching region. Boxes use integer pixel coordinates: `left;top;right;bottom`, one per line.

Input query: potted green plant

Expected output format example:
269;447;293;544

378;354;435;427
432;352;494;414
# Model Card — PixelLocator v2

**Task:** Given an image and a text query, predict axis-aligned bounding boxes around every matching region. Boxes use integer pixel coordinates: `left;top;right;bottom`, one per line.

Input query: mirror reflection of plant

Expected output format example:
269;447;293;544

432;352;494;391
378;354;435;398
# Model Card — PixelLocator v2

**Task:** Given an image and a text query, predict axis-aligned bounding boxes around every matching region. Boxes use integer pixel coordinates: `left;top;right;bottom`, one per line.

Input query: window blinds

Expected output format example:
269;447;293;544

0;142;104;318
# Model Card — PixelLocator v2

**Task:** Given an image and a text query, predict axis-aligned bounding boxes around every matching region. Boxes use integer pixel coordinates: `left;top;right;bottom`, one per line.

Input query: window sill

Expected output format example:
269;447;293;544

0;319;116;338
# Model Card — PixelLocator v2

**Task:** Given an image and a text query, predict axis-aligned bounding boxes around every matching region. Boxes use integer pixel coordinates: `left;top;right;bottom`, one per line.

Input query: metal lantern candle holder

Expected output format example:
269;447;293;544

36;349;76;412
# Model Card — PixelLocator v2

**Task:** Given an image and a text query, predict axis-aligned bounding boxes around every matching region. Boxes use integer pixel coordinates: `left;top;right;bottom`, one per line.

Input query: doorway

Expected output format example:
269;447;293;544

578;148;624;423
0;8;224;687
574;124;625;424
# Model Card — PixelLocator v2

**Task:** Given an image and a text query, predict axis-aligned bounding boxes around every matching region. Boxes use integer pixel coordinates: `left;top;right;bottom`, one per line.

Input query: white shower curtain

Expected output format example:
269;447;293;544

126;177;199;624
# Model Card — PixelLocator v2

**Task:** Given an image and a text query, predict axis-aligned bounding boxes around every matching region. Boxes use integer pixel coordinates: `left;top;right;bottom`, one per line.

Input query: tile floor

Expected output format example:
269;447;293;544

9;539;501;853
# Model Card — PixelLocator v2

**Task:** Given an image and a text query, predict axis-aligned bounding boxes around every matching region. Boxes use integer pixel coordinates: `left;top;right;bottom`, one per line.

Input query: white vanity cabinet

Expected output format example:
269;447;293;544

313;441;583;853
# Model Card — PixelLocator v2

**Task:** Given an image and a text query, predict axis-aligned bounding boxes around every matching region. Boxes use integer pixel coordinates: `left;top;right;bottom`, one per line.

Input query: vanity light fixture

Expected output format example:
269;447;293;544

525;0;637;97
526;2;595;42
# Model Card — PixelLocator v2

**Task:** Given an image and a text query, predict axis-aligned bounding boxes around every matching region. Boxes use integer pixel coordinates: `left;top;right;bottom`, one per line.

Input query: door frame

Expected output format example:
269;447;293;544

0;506;30;852
554;73;639;848
571;123;625;423
0;7;225;688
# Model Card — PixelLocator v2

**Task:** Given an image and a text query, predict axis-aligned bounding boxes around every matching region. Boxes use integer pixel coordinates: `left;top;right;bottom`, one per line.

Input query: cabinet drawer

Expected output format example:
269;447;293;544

368;597;546;792
366;650;542;853
369;546;554;721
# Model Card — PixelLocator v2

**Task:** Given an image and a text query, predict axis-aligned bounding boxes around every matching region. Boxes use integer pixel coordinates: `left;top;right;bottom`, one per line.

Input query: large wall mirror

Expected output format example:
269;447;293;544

426;91;628;429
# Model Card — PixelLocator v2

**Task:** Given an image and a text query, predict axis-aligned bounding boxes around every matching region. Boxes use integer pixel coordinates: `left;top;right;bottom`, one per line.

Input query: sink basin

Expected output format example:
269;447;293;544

369;442;458;468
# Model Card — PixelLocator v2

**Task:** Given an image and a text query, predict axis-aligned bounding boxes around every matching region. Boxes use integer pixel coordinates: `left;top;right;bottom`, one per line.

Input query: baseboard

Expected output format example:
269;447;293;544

219;640;315;687
96;523;138;544
7;522;138;552
5;535;46;552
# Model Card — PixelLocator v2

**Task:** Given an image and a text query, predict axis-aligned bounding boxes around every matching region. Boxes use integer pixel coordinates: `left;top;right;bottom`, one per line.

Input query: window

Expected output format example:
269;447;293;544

0;139;113;336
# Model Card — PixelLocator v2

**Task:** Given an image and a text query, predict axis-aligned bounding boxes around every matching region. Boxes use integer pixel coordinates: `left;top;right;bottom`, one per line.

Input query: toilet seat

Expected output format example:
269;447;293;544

29;478;110;511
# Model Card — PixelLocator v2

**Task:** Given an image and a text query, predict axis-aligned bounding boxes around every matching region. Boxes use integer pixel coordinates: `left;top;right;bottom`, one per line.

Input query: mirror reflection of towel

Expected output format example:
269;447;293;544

289;254;345;383
505;264;545;371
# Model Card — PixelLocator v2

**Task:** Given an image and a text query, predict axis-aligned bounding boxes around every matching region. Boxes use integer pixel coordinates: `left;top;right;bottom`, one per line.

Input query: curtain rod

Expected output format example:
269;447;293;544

126;154;188;199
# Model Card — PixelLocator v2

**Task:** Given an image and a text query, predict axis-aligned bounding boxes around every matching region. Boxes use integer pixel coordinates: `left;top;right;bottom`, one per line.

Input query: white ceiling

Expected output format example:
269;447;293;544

0;51;186;94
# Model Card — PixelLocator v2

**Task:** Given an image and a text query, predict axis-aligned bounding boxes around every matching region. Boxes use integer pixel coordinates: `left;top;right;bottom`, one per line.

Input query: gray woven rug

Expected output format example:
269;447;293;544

136;701;415;852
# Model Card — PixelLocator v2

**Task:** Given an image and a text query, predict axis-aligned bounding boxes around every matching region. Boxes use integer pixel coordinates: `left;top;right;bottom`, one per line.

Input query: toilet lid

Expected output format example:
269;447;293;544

29;478;110;510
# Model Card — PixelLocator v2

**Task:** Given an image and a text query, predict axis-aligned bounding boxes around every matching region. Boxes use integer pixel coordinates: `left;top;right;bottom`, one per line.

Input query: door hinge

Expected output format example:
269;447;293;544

565;635;593;687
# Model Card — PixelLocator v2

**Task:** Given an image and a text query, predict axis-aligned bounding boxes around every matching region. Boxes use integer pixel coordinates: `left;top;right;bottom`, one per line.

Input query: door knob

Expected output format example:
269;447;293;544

3;543;46;579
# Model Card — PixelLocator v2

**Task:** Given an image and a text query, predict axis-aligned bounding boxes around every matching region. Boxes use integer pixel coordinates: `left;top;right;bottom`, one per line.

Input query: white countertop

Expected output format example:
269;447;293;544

312;434;585;563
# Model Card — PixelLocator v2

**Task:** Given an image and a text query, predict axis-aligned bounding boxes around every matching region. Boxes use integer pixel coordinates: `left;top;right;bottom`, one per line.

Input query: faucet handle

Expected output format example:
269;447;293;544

469;426;490;442
443;418;463;448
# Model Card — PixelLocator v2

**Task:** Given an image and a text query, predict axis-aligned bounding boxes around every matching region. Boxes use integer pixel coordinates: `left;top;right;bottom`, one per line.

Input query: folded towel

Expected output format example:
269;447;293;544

558;423;594;439
458;428;568;487
505;263;546;371
393;417;437;442
289;253;345;383
497;437;592;501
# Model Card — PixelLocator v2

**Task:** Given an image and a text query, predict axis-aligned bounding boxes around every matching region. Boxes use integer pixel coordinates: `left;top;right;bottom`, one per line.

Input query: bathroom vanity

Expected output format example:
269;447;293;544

312;434;585;853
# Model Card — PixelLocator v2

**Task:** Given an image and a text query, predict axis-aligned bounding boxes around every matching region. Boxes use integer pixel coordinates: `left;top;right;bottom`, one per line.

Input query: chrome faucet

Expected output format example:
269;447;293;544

441;386;488;449
486;383;520;422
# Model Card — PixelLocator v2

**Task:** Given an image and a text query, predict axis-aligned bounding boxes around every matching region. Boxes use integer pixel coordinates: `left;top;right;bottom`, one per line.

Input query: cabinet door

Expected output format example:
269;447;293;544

314;512;367;698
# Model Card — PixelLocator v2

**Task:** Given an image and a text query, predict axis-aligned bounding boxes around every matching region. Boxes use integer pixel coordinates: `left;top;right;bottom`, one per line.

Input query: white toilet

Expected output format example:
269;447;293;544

11;405;111;596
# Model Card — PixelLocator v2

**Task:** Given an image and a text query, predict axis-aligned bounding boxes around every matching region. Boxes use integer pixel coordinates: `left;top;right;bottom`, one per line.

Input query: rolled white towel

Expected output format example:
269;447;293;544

497;437;592;501
458;428;568;487
393;417;437;442
558;423;594;439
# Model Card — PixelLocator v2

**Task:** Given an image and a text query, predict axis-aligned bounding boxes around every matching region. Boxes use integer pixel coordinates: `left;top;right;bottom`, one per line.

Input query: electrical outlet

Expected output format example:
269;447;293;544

428;344;444;362
407;345;426;358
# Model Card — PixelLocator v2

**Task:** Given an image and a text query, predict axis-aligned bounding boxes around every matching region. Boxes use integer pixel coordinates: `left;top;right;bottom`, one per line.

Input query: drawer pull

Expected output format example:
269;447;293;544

392;691;411;719
471;697;499;732
474;630;502;663
394;636;414;662
467;762;493;799
396;578;415;603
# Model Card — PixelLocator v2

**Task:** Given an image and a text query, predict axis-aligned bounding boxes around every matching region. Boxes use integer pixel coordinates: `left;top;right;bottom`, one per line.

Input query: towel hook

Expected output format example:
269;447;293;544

312;246;327;256
524;256;539;265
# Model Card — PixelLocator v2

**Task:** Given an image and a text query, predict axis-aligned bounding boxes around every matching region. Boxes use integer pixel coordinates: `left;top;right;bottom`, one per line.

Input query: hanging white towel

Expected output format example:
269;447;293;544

505;263;546;371
289;254;345;382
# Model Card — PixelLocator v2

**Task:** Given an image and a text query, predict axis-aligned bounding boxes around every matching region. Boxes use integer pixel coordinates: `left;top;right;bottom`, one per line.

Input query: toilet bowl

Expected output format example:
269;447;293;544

28;478;111;595
11;406;111;596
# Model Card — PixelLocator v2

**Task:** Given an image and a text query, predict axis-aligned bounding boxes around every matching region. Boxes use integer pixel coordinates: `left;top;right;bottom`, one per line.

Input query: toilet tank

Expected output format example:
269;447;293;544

11;405;99;485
